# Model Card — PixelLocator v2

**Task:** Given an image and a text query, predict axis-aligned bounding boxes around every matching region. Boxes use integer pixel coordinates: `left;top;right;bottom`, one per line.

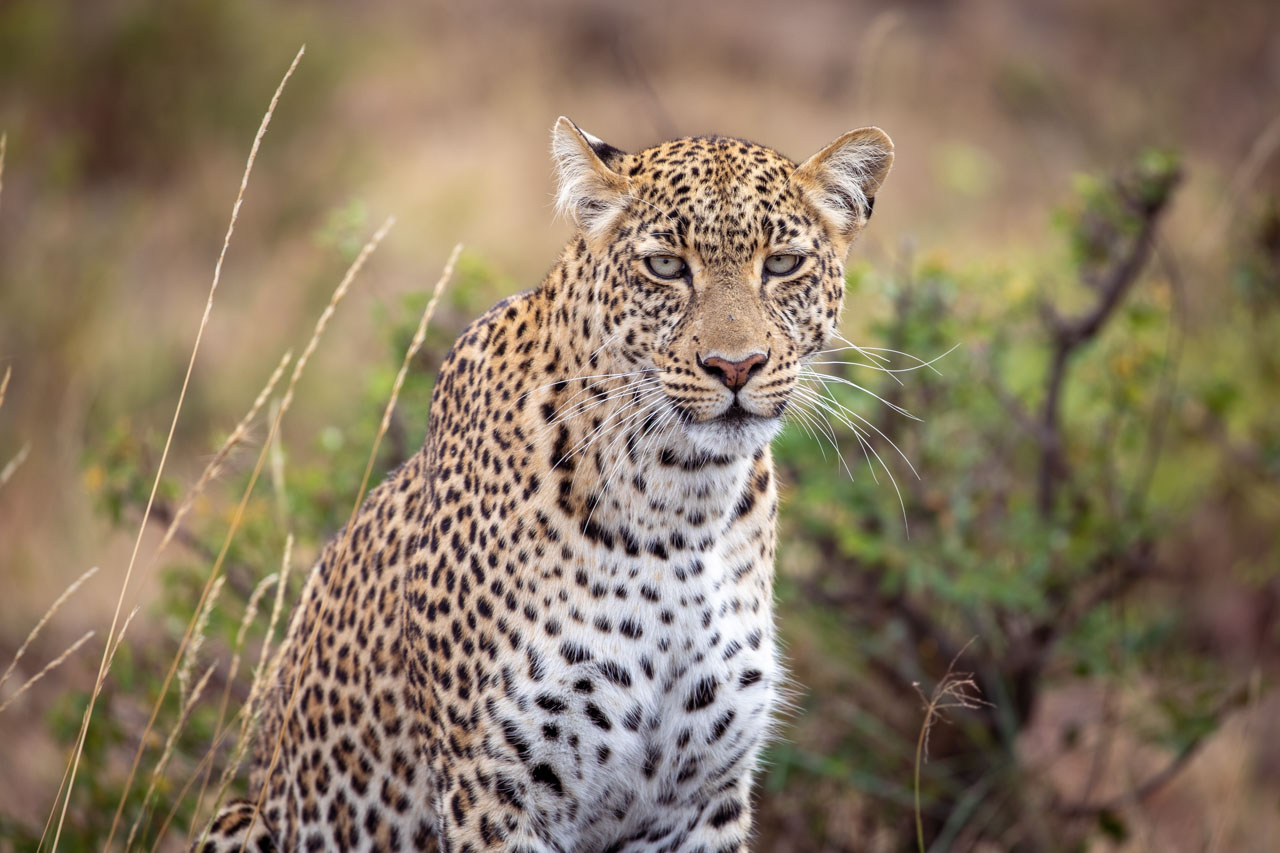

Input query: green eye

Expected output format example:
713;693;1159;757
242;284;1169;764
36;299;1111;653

645;255;687;279
764;254;802;275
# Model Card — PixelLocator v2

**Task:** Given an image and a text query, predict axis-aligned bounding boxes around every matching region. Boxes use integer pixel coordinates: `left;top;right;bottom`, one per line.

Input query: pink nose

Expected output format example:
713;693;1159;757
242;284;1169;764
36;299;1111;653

699;352;769;391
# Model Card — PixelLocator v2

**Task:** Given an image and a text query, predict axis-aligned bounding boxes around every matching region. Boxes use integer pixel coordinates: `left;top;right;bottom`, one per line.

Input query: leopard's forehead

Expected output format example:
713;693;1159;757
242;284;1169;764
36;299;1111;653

616;136;801;259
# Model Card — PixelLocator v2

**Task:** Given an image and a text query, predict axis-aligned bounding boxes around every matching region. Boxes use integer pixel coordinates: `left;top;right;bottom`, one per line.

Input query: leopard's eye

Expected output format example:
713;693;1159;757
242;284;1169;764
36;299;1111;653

645;255;687;279
764;254;802;276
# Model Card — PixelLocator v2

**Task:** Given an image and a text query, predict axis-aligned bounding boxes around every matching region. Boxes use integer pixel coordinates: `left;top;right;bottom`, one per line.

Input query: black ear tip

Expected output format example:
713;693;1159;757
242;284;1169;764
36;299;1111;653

588;139;626;168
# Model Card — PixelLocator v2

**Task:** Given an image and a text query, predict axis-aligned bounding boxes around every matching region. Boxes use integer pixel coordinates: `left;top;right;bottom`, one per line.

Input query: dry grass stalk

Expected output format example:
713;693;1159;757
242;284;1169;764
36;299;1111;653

0;440;30;489
278;216;397;414
0;630;95;714
253;534;294;715
188;534;294;849
182;569;279;843
0;565;99;691
1206;669;1264;852
231;574;280;693
155;694;254;848
1210;112;1280;249
912;639;990;853
106;605;142;663
50;45;307;853
179;575;225;707
37;746;77;853
268;398;287;525
856;10;905;116
110;218;393;850
378;243;463;437
0;364;16;491
126;662;216;852
243;245;461;849
154;349;293;559
36;604;138;850
166;535;289;851
0;131;6;211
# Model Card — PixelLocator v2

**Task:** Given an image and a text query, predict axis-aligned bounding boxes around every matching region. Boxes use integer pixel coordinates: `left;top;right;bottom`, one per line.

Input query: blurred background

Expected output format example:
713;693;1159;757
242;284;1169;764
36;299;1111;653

1;0;1278;850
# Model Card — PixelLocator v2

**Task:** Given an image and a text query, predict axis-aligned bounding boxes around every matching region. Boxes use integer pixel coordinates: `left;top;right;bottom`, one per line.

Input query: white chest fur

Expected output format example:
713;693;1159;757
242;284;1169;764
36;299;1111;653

477;448;780;846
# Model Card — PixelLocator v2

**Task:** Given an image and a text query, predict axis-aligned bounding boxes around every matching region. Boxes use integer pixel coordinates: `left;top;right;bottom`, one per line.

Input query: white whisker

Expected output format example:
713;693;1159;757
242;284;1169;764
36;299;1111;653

534;378;664;438
799;373;921;480
800;366;920;422
581;398;673;531
791;388;861;481
784;406;826;460
559;386;668;466
794;385;908;530
521;367;652;403
788;391;849;479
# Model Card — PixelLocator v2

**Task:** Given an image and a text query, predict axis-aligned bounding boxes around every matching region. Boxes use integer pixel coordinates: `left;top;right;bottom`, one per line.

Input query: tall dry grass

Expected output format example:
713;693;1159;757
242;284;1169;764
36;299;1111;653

106;208;395;851
34;45;308;851
12;39;463;851
240;242;461;846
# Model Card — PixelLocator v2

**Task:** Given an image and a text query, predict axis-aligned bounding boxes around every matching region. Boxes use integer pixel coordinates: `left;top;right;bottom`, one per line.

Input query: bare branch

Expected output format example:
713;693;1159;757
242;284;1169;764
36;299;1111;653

1036;169;1180;516
1055;682;1253;819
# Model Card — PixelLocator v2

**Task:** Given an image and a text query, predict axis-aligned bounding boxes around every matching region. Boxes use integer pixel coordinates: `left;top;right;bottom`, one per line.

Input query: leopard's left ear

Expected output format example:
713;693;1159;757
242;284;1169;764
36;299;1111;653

790;127;894;241
551;117;630;239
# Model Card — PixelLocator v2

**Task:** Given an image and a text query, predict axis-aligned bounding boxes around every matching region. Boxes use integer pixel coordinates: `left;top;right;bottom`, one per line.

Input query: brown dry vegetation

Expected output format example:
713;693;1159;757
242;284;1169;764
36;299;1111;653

1;0;1279;850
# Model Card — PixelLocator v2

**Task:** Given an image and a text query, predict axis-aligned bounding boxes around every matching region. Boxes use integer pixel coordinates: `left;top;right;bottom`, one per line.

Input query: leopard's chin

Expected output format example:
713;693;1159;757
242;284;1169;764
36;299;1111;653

681;406;783;457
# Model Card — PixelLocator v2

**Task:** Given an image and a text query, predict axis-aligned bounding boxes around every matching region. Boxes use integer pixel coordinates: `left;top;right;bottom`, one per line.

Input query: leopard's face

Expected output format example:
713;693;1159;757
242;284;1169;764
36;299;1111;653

553;122;894;456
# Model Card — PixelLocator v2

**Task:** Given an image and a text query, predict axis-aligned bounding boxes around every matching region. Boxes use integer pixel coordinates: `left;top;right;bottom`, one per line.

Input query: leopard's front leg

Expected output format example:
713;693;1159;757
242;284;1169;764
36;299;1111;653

673;775;755;853
435;770;563;853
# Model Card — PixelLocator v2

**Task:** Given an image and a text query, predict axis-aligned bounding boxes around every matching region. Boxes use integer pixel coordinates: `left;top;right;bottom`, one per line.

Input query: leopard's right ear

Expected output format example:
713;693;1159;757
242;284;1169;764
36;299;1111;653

551;117;630;238
790;127;894;244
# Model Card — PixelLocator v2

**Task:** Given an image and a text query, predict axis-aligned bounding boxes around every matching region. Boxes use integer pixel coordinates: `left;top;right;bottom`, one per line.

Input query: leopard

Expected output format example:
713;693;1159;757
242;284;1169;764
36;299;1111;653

196;116;893;853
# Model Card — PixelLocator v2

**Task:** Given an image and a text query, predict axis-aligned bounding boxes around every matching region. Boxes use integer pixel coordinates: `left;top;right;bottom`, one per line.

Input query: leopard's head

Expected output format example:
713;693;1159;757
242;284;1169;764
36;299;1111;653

552;118;893;457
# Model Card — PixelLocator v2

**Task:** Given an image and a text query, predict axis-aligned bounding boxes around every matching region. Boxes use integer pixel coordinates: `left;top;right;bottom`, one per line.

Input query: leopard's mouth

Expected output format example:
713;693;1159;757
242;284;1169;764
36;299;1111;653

668;396;775;427
713;400;768;425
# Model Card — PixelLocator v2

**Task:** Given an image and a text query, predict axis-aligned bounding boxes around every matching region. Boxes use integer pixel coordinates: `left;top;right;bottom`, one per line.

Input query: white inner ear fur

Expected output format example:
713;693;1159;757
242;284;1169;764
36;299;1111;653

795;128;894;239
551;117;629;239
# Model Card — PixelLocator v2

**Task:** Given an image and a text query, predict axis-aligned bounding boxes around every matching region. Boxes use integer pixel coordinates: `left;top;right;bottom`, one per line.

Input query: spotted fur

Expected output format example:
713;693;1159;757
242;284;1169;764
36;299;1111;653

196;117;893;853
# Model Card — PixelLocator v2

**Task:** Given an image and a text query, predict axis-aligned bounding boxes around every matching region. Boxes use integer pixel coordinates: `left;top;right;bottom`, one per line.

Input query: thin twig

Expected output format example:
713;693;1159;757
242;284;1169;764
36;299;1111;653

1126;241;1187;512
